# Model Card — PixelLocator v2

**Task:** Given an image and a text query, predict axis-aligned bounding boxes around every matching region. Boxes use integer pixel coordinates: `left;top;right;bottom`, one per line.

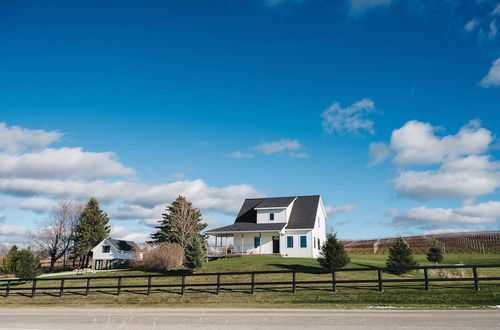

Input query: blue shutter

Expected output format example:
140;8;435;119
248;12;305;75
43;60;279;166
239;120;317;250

254;236;260;248
300;236;307;248
287;236;293;248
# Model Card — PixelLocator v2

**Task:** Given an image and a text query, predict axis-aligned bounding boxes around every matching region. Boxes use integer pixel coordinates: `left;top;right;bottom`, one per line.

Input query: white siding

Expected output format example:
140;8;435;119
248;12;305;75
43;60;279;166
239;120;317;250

91;239;138;261
282;230;314;258
256;208;287;224
233;232;277;254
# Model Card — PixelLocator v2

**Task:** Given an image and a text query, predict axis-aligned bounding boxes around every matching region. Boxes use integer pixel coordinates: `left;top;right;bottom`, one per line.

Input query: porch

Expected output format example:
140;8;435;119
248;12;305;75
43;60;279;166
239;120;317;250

206;232;283;258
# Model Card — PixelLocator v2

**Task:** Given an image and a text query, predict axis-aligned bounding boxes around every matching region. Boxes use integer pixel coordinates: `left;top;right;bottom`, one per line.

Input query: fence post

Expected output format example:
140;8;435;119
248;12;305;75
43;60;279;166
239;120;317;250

332;271;337;292
424;267;429;291
377;269;384;292
216;274;221;295
85;278;91;296
31;279;37;298
473;266;480;291
5;281;11;298
292;272;296;294
147;276;152;295
181;275;186;295
59;279;65;297
251;273;255;294
117;277;122;295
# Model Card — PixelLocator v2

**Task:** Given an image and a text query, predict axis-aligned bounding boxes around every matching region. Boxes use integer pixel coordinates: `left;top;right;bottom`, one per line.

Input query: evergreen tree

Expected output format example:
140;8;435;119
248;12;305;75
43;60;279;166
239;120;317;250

1;245;20;274
317;233;350;270
150;196;207;249
183;236;206;270
386;237;418;275
15;248;40;280
71;198;110;267
426;245;444;264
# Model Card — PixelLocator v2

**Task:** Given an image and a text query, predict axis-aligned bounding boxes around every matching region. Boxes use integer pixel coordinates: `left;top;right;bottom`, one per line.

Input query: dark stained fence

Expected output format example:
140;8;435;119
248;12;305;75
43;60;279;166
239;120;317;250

1;264;499;298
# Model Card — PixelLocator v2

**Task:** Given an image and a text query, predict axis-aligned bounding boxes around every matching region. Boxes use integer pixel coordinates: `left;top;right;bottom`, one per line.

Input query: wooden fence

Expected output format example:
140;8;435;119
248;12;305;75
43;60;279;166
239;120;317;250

1;264;499;298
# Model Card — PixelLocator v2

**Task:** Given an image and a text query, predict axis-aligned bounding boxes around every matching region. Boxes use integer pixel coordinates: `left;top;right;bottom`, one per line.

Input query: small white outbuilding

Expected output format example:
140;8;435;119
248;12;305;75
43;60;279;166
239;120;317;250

91;238;140;270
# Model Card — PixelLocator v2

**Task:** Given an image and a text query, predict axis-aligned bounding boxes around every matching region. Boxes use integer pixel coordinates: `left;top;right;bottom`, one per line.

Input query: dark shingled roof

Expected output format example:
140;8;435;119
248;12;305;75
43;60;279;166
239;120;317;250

286;195;320;229
107;238;137;252
205;222;286;233
206;195;321;233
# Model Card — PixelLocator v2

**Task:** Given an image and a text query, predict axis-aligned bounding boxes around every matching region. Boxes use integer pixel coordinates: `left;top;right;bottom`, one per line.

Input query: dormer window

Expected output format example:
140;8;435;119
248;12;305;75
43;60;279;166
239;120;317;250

269;213;274;221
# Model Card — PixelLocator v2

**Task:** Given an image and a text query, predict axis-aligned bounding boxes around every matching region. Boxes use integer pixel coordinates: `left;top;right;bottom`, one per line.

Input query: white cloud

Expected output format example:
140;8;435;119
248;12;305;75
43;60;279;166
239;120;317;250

349;0;392;14
325;204;358;216
321;98;377;136
390;120;492;166
18;197;58;214
392;201;500;229
493;4;500;16
288;151;309;158
254;139;303;154
464;19;479;32
368;142;390;166
489;19;498;39
168;172;186;181
0;122;63;153
110;225;150;244
0;223;29;246
480;57;500;88
0;178;264;215
394;168;500;200
226;151;254;158
0;147;134;179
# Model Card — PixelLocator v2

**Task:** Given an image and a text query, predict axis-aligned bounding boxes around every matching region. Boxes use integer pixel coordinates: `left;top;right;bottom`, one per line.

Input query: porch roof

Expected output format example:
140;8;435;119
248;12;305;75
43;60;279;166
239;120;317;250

205;222;286;235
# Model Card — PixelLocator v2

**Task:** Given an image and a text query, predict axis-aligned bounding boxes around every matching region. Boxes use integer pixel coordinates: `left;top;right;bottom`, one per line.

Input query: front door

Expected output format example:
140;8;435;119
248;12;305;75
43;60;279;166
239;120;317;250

272;236;280;254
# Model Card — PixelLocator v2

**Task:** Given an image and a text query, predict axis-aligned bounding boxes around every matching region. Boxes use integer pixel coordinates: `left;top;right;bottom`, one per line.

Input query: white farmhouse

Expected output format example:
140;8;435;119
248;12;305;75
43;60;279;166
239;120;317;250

205;195;327;258
91;238;140;270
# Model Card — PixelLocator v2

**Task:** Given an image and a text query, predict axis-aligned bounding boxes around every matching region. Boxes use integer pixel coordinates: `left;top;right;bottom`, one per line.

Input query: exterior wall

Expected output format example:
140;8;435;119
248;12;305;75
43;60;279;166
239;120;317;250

282;230;314;258
310;197;327;258
233;232;278;254
256;208;287;224
91;239;137;261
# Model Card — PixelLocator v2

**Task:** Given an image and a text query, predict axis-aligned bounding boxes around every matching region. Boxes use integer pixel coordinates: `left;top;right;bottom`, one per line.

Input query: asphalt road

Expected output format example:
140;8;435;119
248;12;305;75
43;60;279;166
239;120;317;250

0;308;499;329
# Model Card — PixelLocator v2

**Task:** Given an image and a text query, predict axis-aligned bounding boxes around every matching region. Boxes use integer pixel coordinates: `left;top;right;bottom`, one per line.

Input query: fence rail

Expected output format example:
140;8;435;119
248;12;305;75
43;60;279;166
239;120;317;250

1;264;499;298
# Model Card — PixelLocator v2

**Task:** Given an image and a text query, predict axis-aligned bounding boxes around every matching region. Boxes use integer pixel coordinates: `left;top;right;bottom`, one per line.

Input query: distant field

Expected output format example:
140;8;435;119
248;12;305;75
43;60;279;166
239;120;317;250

1;253;499;308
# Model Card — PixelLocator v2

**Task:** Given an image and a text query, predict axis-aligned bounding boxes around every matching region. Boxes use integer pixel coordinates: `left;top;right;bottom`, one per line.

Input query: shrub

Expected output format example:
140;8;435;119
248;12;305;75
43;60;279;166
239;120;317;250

426;246;444;264
317;233;350;270
386;237;417;275
131;243;183;271
15;248;41;279
183;236;205;271
1;245;20;274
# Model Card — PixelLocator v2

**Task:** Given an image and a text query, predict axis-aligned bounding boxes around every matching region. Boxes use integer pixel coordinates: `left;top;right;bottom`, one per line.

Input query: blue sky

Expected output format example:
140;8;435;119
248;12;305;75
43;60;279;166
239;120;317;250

1;0;500;245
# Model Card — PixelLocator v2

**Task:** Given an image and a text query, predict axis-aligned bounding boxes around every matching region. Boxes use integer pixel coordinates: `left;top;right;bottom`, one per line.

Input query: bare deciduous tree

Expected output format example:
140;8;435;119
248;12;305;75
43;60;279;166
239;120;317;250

28;201;83;271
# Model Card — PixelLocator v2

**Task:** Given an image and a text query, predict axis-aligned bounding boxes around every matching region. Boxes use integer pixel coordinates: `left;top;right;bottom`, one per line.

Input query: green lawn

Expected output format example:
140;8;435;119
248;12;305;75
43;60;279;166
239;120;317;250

1;253;499;308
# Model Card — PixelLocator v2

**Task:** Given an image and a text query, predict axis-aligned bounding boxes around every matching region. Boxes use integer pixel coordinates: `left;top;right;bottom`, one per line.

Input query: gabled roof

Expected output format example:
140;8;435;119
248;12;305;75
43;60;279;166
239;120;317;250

206;195;321;233
106;238;137;252
286;195;320;229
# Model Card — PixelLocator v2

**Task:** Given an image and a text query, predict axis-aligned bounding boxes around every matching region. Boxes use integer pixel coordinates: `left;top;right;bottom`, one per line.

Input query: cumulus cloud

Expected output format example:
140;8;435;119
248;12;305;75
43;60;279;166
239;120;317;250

325;204;358;216
18;197;58;214
0;122;63;153
254;139;303;154
368;142;390;166
226;151;254;158
480;57;500;88
0;147;134;179
110;225;150;243
321;98;377;136
390;120;492;166
391;201;500;229
349;0;392;14
0;178;264;215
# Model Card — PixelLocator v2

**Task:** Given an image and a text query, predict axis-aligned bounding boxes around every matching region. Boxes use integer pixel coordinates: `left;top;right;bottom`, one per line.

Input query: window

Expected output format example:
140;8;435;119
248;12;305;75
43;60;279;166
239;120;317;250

269;213;274;221
314;236;316;249
102;246;110;253
254;236;260;248
317;238;320;249
300;236;307;248
287;236;293;248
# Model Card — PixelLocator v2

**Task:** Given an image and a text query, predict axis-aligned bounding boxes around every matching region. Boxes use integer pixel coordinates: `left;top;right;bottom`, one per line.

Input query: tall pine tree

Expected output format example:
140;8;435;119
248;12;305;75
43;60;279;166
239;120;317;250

386;237;417;275
150;196;207;249
71;198;110;268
